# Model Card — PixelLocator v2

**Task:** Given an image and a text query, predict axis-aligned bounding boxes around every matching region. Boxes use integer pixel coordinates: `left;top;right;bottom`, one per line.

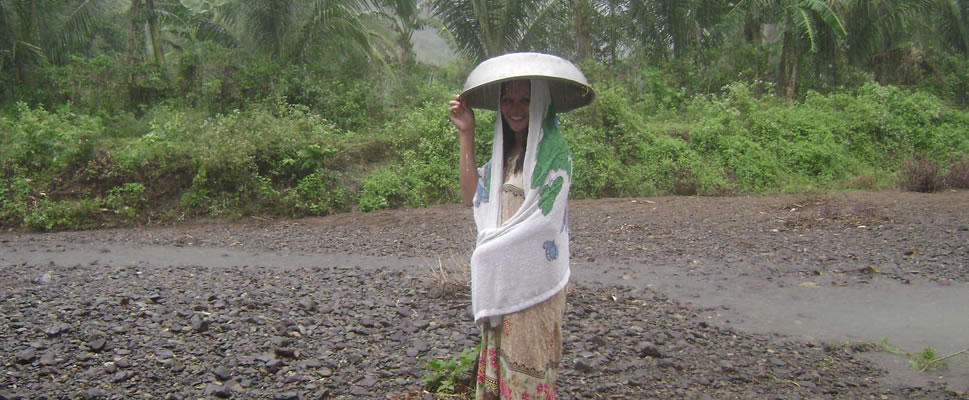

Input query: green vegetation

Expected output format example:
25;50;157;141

2;1;969;231
877;339;969;372
422;345;479;394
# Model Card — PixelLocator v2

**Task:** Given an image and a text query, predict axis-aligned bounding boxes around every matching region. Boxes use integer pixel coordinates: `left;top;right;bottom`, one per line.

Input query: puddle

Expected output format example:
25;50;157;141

574;260;969;393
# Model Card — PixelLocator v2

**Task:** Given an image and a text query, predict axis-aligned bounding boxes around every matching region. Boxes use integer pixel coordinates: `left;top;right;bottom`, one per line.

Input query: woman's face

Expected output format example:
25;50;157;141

500;80;530;135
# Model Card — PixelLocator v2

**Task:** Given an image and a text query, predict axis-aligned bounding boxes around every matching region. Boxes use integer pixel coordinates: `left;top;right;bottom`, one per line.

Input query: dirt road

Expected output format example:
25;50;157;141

2;190;967;398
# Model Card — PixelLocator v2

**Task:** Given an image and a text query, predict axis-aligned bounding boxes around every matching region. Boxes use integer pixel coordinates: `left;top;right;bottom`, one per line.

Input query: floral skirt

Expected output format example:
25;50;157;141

475;289;566;400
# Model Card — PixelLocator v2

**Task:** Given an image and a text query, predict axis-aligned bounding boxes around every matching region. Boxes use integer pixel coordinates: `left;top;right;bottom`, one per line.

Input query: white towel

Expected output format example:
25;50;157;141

470;79;572;327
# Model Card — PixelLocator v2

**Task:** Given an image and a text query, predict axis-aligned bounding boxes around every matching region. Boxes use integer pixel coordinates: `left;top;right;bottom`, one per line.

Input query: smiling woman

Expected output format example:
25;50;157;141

447;52;594;400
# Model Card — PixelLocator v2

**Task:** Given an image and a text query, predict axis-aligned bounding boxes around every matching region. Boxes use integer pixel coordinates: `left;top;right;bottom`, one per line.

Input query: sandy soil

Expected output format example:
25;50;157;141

1;190;967;399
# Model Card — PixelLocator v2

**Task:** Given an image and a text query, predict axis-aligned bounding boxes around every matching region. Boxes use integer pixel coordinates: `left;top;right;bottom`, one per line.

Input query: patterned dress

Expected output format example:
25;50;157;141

475;155;567;400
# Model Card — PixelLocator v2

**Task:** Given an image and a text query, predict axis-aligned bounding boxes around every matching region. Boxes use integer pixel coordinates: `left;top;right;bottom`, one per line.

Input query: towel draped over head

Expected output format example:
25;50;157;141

470;79;572;327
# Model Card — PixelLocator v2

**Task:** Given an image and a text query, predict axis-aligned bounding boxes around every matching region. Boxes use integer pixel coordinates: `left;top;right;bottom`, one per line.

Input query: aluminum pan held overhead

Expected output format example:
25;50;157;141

460;52;595;113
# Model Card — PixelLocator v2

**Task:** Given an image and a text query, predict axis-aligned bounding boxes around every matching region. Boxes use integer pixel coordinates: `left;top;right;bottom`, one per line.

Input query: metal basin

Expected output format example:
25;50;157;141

460;52;595;113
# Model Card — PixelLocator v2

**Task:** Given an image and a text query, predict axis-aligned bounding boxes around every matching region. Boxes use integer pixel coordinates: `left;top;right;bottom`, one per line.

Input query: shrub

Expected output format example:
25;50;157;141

375;100;462;210
0;175;31;227
104;183;148;222
898;155;944;193
282;170;349;216
0;103;102;175
565;124;625;199
24;198;101;232
358;166;406;212
945;155;969;189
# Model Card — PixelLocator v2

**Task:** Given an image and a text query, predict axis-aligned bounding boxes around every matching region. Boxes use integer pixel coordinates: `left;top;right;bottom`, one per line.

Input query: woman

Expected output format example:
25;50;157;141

449;78;572;400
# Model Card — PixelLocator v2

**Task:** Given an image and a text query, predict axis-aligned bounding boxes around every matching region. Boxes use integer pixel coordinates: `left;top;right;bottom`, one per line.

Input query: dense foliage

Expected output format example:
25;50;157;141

1;0;968;231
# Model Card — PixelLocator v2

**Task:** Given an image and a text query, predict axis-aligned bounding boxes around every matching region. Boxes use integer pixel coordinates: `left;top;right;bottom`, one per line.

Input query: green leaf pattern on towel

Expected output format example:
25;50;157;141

531;106;571;216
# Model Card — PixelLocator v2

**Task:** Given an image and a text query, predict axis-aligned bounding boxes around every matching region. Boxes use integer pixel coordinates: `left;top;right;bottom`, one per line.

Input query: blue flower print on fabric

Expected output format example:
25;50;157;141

543;240;558;261
474;161;491;208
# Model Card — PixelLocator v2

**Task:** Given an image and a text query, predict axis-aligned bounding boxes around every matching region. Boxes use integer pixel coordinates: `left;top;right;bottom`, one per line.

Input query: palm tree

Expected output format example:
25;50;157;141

431;0;568;62
932;0;969;58
0;0;113;98
367;0;424;64
839;0;934;84
217;0;378;65
626;0;728;61
732;0;847;98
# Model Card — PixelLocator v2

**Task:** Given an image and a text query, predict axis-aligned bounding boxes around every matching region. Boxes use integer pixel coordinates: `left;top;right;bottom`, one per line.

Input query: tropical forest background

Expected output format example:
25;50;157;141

1;0;968;231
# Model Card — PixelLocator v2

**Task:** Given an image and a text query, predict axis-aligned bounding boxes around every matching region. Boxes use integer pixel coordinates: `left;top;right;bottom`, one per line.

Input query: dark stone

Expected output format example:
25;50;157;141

412;320;430;329
44;323;70;337
298;298;316;311
15;349;36;364
0;390;25;400
87;337;107;352
191;315;209;332
275;348;297;359
265;359;285;372
637;342;663;358
39;351;56;366
78;389;106;399
273;392;299;400
575;358;595;373
112;371;132;382
213;365;232;381
204;384;230;399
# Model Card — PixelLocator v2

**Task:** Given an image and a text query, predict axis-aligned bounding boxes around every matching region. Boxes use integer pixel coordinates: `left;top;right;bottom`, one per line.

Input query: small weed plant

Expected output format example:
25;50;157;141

422;345;479;395
878;339;969;372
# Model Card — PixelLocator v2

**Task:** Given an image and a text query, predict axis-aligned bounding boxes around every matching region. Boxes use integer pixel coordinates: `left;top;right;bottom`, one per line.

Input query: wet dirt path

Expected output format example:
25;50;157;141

575;259;969;393
7;239;968;394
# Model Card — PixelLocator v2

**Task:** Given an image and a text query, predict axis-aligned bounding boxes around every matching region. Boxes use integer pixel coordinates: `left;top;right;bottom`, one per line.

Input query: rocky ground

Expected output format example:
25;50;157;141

1;190;967;399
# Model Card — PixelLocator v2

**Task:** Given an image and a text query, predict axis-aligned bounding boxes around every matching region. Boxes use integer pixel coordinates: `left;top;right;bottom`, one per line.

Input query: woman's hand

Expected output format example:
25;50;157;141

452;95;478;206
449;95;475;136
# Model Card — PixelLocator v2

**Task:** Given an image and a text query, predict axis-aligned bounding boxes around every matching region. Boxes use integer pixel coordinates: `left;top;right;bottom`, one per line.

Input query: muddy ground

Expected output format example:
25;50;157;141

1;190;967;399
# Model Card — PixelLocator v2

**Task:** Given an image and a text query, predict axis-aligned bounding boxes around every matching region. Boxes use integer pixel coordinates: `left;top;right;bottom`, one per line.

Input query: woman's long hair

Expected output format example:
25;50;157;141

501;81;527;174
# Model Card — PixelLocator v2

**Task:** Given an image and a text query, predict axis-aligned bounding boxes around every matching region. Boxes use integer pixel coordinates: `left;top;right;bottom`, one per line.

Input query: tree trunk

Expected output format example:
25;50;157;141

574;0;591;60
146;0;165;66
777;31;799;99
398;33;414;64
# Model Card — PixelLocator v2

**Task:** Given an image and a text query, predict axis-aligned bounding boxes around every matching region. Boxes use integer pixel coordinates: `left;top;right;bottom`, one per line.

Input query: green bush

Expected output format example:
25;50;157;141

565;124;625;198
0;103;102;175
362;100;461;211
282;170;350;216
0;175;31;227
358;166;406;212
105;182;148;221
24;198;101;232
5;60;969;230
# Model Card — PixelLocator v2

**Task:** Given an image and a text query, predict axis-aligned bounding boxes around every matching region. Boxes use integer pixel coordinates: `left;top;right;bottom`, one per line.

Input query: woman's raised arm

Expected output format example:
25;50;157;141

449;95;477;206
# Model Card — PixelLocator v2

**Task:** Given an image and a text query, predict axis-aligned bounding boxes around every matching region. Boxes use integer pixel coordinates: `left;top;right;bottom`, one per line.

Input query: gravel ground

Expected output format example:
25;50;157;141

1;190;967;399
